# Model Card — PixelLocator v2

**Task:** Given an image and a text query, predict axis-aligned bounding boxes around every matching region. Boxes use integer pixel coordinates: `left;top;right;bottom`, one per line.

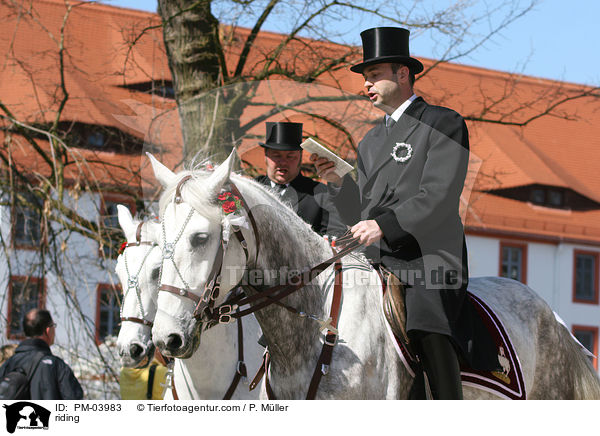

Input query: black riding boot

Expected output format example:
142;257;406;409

417;332;463;400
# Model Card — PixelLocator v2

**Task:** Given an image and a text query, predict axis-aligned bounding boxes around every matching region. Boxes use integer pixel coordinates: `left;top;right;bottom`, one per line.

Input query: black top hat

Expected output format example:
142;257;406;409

259;122;303;151
350;27;423;74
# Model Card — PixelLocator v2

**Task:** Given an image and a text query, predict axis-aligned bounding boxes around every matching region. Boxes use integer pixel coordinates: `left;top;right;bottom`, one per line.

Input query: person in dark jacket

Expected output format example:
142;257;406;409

255;121;345;237
312;27;499;399
0;308;83;400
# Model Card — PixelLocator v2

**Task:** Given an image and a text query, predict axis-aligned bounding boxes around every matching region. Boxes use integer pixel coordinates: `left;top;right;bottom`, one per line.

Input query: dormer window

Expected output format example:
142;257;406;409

487;184;594;210
530;188;563;208
29;122;148;154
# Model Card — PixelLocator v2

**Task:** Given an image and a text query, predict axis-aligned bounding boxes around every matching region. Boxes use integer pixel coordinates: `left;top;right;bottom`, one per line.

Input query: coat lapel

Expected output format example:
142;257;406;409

285;175;309;209
366;97;427;179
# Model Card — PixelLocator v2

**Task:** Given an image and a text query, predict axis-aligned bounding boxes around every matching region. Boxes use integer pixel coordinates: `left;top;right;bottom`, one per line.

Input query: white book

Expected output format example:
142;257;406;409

300;137;354;178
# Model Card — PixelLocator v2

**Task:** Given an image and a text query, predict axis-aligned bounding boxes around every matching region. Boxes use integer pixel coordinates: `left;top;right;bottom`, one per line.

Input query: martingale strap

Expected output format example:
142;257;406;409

249;254;345;400
222;313;247;400
249;350;276;400
306;258;343;399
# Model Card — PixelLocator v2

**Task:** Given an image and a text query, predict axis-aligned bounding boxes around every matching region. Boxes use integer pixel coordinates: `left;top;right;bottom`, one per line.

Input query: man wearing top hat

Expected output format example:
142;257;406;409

312;27;499;399
255;121;344;237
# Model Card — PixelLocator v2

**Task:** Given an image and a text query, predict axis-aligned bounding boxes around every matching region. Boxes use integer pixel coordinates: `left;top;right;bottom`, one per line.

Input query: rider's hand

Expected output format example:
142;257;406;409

351;220;383;246
310;154;343;187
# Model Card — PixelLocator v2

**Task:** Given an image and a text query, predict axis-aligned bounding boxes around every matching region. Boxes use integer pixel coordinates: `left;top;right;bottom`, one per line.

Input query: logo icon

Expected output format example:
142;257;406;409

3;402;50;433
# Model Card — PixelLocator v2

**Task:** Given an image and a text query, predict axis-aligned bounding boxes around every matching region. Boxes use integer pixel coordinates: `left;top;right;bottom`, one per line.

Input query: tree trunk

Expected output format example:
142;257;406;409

158;0;235;162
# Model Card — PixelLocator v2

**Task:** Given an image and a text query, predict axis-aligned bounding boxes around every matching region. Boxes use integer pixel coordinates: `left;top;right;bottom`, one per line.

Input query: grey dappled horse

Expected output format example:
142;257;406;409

149;152;600;399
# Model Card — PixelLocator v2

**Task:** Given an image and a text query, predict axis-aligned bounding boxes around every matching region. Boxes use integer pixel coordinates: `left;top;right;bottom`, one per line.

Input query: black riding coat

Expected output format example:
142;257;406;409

0;338;84;400
330;97;498;370
256;174;345;237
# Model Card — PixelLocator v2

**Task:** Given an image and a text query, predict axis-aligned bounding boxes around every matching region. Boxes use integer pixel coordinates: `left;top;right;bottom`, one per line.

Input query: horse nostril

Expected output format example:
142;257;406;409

166;334;183;351
129;344;144;358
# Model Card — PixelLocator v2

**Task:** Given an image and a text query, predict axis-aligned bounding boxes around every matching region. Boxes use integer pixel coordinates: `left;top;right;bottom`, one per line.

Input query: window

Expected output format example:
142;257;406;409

547;190;563;207
96;284;121;343
7;276;45;339
12;193;42;248
499;242;527;284
531;188;545;205
99;193;136;258
573;251;599;304
87;131;106;148
572;325;598;369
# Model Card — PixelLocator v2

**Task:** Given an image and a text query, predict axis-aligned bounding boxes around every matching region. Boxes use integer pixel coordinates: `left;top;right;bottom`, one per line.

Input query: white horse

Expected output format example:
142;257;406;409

115;205;264;400
149;152;600;399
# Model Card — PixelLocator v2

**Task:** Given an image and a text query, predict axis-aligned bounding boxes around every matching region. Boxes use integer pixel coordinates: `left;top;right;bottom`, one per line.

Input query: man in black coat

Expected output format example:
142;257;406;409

313;27;499;399
255;122;344;237
0;309;83;400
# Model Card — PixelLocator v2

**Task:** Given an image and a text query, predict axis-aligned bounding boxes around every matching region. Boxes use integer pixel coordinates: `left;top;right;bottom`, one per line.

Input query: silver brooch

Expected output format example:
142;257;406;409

391;142;413;163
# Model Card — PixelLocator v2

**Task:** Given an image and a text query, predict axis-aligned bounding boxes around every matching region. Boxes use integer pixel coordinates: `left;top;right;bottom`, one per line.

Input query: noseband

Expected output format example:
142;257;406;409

120;221;159;328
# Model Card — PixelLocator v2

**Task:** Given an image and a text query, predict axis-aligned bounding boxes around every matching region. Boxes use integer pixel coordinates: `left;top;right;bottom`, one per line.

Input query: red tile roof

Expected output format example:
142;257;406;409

2;0;599;244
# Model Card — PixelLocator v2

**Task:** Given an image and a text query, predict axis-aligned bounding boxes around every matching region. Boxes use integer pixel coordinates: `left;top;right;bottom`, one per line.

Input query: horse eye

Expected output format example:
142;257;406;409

151;268;160;281
190;233;209;248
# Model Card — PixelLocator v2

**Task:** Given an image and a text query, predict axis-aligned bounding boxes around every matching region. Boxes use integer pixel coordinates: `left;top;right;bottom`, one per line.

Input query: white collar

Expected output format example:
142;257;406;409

386;94;418;124
269;180;289;189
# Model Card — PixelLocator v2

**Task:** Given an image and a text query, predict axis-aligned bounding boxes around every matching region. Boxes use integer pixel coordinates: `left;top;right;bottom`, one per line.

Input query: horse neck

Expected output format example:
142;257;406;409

237;179;332;369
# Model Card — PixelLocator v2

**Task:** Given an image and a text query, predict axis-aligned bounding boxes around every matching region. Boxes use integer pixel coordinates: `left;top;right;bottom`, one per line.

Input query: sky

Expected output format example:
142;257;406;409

101;0;599;86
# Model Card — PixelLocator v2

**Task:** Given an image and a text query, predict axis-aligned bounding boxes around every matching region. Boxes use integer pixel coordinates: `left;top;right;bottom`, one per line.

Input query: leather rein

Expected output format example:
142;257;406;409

158;175;361;399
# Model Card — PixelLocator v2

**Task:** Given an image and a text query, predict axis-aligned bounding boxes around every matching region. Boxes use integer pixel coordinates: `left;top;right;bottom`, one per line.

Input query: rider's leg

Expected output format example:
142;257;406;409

414;331;463;400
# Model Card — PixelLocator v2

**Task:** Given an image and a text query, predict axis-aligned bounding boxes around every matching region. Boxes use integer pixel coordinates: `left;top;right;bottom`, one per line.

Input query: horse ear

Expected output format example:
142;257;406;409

206;150;237;196
146;152;177;188
117;204;137;241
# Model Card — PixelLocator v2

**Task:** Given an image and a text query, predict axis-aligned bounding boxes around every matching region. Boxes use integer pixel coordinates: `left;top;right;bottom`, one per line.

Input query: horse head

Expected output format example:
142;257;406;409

148;152;253;358
115;204;162;368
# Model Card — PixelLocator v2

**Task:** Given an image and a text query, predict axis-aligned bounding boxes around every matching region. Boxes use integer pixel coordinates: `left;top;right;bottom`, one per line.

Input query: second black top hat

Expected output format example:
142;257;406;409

259;122;303;151
350;27;424;74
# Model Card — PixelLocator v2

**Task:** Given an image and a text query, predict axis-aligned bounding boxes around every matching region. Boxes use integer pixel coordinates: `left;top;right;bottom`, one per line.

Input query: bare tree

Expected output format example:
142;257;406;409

153;0;600;163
